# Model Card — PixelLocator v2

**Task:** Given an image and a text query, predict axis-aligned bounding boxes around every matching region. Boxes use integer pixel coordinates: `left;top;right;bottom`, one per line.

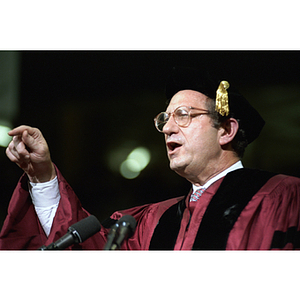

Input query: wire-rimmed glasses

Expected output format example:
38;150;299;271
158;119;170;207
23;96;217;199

154;106;210;133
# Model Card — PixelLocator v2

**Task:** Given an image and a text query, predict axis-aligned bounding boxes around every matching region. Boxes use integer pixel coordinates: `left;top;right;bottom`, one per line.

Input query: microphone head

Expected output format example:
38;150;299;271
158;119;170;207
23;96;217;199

69;215;101;243
117;215;137;236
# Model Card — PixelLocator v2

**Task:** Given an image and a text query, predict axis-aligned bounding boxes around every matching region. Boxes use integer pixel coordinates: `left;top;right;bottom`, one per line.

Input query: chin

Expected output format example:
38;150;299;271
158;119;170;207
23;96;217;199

169;161;187;175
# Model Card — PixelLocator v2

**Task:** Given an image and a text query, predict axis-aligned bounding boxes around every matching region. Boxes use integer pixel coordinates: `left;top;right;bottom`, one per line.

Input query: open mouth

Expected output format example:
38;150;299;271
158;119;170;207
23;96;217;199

167;142;182;152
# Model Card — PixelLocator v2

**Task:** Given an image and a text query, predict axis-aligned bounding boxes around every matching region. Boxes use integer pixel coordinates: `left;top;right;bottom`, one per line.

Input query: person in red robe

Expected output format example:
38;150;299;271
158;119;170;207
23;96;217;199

1;66;300;250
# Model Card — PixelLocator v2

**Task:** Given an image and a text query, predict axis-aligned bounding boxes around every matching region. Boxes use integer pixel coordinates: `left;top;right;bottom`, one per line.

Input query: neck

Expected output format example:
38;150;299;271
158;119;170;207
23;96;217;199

186;156;240;187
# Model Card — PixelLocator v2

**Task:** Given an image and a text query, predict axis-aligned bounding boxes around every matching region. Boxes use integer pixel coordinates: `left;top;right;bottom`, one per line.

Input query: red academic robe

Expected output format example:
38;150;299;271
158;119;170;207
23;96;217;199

1;165;300;250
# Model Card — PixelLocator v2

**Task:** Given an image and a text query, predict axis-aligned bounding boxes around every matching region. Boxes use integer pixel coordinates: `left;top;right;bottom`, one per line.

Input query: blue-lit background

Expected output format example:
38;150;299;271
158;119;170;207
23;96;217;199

0;50;299;226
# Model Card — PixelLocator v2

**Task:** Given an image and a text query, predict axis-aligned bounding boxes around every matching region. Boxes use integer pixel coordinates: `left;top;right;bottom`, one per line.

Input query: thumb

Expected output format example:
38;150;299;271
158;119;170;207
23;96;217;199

22;130;37;150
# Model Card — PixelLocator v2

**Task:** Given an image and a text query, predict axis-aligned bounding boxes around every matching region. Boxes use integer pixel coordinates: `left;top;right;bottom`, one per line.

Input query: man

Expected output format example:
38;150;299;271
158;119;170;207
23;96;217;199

1;66;300;250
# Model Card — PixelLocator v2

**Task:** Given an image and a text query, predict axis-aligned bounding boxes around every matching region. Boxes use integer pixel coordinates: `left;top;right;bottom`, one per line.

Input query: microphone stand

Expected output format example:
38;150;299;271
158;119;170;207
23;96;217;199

103;223;120;250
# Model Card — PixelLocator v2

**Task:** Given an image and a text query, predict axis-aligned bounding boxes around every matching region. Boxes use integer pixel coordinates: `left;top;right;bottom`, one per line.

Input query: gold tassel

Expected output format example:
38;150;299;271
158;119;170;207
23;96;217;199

215;80;230;116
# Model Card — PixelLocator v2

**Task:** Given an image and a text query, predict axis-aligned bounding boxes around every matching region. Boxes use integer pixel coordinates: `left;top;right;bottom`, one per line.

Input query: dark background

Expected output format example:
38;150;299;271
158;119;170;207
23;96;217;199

0;50;300;227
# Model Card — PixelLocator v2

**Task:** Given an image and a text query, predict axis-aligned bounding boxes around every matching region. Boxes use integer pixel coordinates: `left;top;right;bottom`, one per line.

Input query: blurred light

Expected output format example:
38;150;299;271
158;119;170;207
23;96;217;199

125;158;142;172
120;160;140;179
119;146;151;179
0;52;20;147
0;125;11;147
127;147;151;171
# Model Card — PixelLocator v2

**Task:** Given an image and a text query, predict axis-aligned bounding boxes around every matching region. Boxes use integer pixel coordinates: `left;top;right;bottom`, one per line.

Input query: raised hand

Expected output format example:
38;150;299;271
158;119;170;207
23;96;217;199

6;125;56;183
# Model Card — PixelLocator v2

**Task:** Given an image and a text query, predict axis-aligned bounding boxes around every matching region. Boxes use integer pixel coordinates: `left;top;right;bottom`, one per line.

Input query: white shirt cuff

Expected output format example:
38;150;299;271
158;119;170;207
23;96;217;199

29;176;60;236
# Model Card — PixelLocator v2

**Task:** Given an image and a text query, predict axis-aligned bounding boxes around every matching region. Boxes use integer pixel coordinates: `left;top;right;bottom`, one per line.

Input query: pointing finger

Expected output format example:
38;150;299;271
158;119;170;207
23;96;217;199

8;125;33;137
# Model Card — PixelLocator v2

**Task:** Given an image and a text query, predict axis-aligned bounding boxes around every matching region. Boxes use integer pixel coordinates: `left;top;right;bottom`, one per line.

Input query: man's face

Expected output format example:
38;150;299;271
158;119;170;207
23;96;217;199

163;90;223;183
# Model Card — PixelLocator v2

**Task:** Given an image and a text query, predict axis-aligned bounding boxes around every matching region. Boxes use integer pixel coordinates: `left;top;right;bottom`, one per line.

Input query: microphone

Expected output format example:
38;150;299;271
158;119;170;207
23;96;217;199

39;215;101;250
103;215;136;250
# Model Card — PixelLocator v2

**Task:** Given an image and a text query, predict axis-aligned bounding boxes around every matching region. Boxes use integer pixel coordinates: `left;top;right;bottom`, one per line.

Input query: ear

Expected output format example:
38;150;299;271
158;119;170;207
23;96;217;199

218;118;239;146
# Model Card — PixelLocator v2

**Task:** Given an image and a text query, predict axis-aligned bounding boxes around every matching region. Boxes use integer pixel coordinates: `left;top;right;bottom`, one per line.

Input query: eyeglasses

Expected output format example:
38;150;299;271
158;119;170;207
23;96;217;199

154;106;210;133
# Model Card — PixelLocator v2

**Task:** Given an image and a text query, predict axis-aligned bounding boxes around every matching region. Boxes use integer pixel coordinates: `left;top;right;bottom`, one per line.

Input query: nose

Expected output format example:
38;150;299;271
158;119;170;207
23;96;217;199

162;114;179;136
